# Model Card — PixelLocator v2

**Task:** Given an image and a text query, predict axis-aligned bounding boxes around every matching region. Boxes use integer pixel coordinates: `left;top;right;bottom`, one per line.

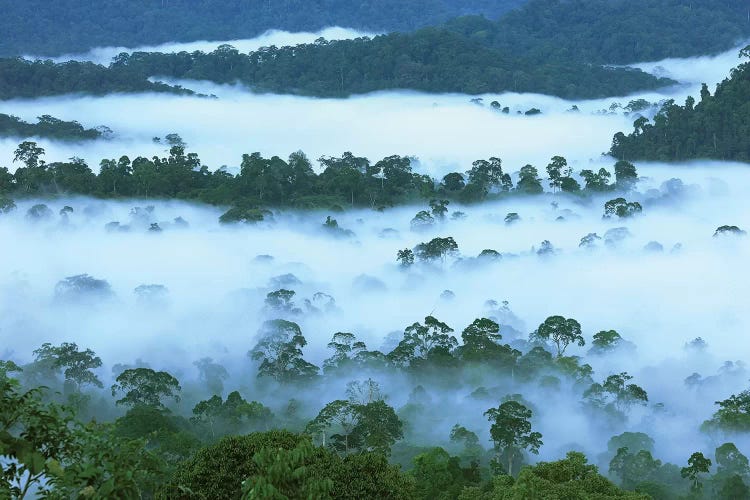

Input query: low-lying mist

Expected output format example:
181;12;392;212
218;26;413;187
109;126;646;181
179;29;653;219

24;27;375;65
1;40;746;179
2;161;750;465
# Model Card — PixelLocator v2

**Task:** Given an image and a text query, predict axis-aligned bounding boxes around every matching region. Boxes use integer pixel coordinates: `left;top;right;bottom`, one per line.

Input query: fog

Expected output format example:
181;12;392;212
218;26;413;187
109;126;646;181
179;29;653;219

24;27;374;65
2;32;750;475
2;160;750;465
1;40;746;178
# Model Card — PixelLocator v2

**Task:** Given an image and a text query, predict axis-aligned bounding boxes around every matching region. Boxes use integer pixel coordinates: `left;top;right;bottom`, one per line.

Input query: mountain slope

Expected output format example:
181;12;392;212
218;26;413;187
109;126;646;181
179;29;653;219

610;49;750;162
0;0;525;56
447;0;750;64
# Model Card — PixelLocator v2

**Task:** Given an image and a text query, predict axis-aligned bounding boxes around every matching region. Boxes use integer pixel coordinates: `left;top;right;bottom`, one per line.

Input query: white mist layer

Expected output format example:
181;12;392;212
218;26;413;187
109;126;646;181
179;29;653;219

1;162;750;464
1;42;746;178
24;27;375;65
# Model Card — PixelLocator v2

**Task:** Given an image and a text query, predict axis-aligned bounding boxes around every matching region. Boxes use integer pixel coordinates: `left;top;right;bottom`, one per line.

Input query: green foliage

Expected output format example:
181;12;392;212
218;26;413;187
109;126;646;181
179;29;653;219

532;316;585;357
485;401;542;475
192;392;273;439
411;447;481;499
702;390;750;433
584;373;649;416
0;58;193;99
515;165;543;195
0;113;106;141
611;55;750;162
0;0;526;57
163;430;414;499
0;371;164;498
413;237;459;263
609;447;683;493
164;430;305;499
111;367;182;409
604;198;643;219
219;207;270;224
249;319;319;383
0;141;632;212
388;316;457;369
32;342;103;390
680;452;711;493
448;0;750;65
241;438;334;499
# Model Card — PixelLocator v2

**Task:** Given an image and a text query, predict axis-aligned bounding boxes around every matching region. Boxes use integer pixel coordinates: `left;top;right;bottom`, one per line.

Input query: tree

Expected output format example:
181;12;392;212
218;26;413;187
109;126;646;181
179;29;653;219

264;289;301;316
306;400;359;453
584;373;648;415
604;198;642;218
484;401;542;475
719;474;750;499
608;448;667;491
249;320;318;383
192;392;272;439
449;425;483;464
413;237;459;263
606;432;654;460
466;157;508;197
410;447;480;499
614;160;638;191
13;141;45;169
441;172;465;192
681;452;711;493
32;342;103;391
533;316;584;356
241;438;333;499
493;452;649;499
715;442;750;477
396;248;415;268
193;357;229;395
516;165;543;194
704;390;750;433
580;168;611;192
456;318;519;368
388;315;457;369
350;400;403;456
546;156;567;192
54;274;113;302
1;370;164;498
588;330;632;355
410;210;435;230
111;368;181;409
429;199;450;219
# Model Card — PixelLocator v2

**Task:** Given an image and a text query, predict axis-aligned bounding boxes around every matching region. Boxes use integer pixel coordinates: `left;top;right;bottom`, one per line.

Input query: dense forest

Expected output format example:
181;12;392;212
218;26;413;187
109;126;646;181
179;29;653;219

0;138;645;220
2;297;749;498
610;48;750;162
0;0;526;57
3;0;749;65
0;58;195;99
107;30;673;99
0;114;108;141
0;29;673;100
447;0;750;65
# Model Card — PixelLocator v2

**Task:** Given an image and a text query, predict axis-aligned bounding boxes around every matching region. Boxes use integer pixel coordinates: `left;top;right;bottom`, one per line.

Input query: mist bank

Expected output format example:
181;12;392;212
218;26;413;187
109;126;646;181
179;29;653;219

27;27;375;66
2;162;750;496
1;40;744;176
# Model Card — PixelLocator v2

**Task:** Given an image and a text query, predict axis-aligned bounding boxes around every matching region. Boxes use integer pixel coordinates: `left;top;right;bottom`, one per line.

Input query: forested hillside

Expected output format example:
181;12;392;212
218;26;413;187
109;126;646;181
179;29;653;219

447;0;750;64
0;0;525;56
0;29;673;100
0;114;107;141
610;49;750;162
0;59;194;99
